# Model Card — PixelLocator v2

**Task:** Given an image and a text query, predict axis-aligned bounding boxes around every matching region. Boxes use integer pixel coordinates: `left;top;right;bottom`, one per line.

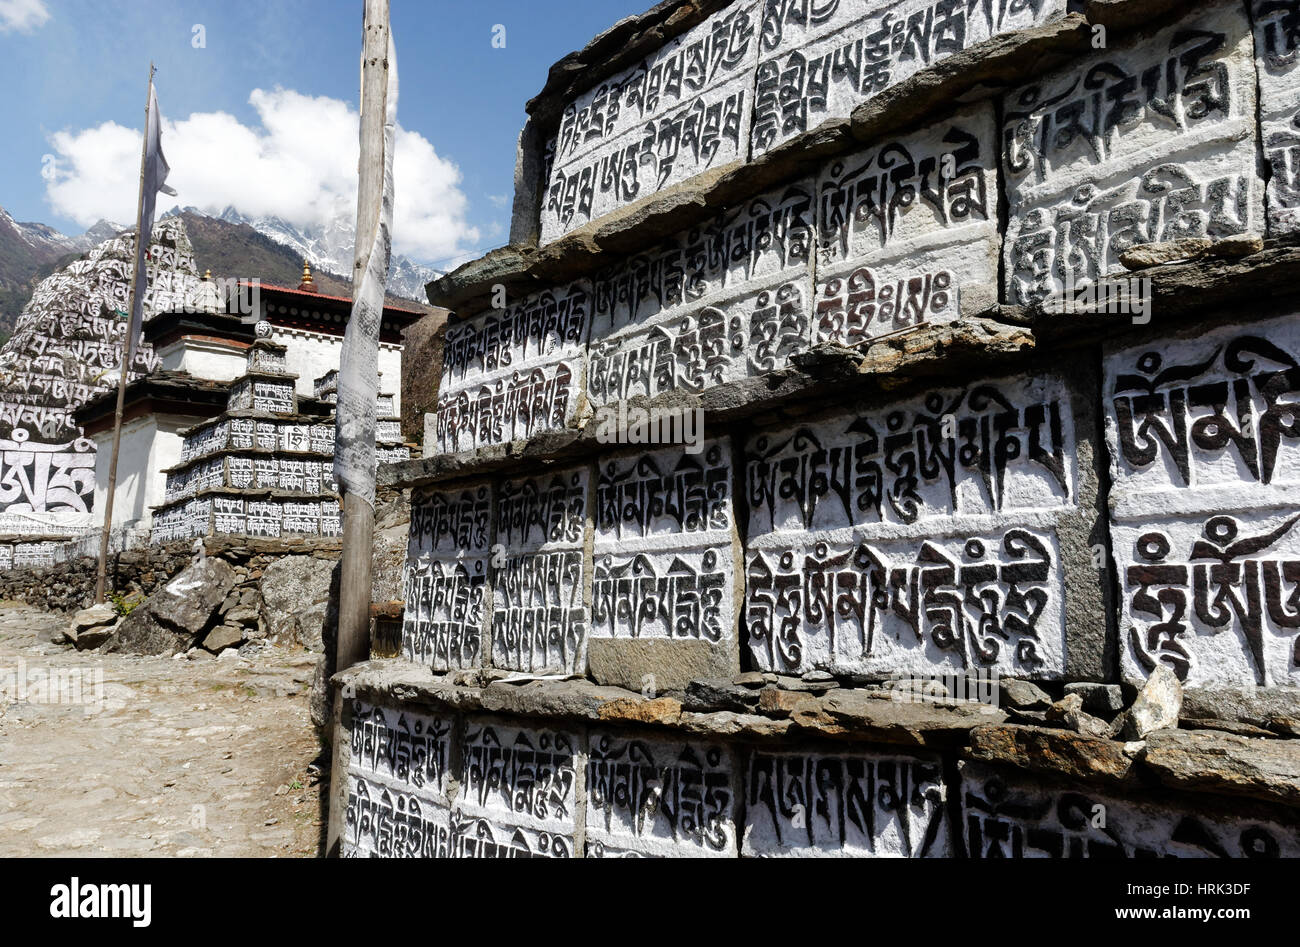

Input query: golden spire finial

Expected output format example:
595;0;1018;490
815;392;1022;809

203;269;212;281
301;260;314;285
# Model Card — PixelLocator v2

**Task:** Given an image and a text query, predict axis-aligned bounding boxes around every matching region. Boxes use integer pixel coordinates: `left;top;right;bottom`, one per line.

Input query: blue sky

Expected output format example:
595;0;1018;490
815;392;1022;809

0;0;649;267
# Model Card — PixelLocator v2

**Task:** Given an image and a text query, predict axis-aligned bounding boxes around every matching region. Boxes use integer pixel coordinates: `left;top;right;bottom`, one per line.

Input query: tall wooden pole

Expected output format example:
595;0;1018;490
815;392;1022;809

95;63;155;604
327;0;389;856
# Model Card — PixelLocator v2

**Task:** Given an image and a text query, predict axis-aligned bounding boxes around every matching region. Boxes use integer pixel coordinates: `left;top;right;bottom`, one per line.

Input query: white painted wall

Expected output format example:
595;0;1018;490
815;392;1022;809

90;413;190;532
155;337;249;382
268;324;403;416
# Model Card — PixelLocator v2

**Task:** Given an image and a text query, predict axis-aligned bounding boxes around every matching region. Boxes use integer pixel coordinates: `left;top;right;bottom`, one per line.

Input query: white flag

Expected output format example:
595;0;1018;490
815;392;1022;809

334;35;398;509
124;80;177;367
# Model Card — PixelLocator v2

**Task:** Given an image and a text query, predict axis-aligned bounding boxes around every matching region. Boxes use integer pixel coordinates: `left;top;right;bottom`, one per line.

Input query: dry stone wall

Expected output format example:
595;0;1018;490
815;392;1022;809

346;0;1300;857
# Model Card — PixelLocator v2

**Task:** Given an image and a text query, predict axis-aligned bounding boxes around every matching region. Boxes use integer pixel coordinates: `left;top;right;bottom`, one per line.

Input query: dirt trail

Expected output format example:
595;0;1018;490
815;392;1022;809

0;602;326;857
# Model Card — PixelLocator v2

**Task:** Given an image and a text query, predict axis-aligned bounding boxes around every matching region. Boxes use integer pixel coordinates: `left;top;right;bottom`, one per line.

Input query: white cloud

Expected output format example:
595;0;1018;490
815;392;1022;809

44;87;480;265
0;0;49;33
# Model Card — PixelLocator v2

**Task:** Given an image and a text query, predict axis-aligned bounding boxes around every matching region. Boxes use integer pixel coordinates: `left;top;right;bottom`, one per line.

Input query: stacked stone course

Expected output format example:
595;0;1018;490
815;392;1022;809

334;0;1300;858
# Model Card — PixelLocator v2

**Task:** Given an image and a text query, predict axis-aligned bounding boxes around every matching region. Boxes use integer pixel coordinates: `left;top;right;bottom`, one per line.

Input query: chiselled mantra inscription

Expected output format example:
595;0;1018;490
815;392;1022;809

1003;28;1236;184
963;764;1299;857
1126;515;1300;685
434;362;576;454
0;433;95;515
816;266;954;346
597;444;731;540
592;184;813;336
1007;161;1252;304
344;777;451;858
817;126;990;264
747;385;1071;534
461;725;578;830
496;472;586;548
1111;336;1300;488
350;703;452;793
593;549;729;641
442;287;589;386
402;558;486;671
747;530;1061;674
492;551;586;675
586;735;735;856
746;750;947;857
408;487;492;554
753;0;1057;154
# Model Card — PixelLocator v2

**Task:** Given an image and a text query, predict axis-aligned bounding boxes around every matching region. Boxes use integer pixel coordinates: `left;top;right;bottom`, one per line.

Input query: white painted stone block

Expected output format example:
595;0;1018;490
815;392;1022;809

402;484;493;671
451;719;582;858
541;3;763;243
342;701;456;858
1003;1;1262;304
586;732;739;857
743;748;948;857
744;371;1080;678
491;468;590;675
752;0;1066;156
1254;0;1300;232
1104;313;1300;689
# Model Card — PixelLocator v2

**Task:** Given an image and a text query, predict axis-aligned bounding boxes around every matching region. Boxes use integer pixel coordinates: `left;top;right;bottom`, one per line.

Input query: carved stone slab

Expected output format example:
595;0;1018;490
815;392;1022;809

743;747;949;857
961;761;1300;857
586;732;739;857
451;719;583;858
744;369;1102;679
815;103;999;344
541;3;762;243
342;701;455;858
1253;0;1300;232
492;467;591;675
1104;313;1300;689
402;484;492;671
1003;1;1262;304
753;0;1065;157
590;440;741;690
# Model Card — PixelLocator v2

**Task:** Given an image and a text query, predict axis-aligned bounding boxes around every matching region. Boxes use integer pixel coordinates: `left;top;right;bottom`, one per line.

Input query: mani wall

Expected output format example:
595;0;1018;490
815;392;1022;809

0;218;201;542
335;0;1300;857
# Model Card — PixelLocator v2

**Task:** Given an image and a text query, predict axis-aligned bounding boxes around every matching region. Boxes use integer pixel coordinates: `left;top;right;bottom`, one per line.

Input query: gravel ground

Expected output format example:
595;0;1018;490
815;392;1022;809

0;602;327;857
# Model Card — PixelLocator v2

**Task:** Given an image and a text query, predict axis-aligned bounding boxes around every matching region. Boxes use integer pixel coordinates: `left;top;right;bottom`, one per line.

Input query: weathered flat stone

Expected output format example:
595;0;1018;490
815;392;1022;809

682;678;761;714
1180;718;1280;739
588;637;733;695
1142;729;1300;807
72;626;114;652
789;689;1006;747
1064;682;1125;717
1119;238;1214;269
966;724;1138;785
677;710;792;740
1002;679;1053;711
1181;686;1300;739
71;603;116;633
757;688;816;718
203;624;245;653
1119;666;1182;739
596;696;682;727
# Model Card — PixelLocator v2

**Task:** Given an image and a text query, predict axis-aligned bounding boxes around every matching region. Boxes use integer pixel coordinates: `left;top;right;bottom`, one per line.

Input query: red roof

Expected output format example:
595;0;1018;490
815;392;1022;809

246;281;429;318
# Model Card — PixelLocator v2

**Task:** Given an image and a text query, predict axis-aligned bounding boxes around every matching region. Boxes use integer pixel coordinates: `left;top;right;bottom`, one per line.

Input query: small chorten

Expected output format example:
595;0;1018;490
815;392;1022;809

298;260;317;293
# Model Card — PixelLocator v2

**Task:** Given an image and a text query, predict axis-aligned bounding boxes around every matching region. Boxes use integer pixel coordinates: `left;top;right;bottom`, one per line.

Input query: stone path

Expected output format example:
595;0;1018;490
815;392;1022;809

0;602;326;857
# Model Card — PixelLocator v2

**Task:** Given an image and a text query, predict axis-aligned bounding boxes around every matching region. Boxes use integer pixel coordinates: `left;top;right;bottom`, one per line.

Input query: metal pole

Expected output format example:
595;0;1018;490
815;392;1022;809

327;0;389;856
95;62;154;605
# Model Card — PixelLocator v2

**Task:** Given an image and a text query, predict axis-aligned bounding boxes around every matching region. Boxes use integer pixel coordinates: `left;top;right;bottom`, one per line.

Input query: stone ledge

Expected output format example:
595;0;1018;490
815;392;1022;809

392;246;1300;491
966;723;1143;787
332;660;1006;747
1141;729;1300;809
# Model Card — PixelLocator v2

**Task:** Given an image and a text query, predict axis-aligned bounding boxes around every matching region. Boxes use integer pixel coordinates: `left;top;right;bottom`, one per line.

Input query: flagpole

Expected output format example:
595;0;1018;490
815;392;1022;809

95;62;154;604
326;0;389;856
